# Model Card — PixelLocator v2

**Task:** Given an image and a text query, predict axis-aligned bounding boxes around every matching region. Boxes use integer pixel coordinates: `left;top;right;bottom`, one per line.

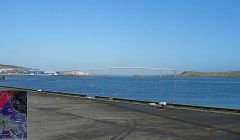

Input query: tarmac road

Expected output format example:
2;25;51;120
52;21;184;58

28;93;240;140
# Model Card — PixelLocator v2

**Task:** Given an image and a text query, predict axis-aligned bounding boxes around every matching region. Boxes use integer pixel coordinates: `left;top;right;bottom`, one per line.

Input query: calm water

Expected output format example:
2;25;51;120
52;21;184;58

0;76;240;108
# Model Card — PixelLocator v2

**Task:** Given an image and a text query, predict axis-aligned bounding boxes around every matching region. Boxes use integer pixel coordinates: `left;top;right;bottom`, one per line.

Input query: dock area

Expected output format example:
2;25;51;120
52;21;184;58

28;92;240;140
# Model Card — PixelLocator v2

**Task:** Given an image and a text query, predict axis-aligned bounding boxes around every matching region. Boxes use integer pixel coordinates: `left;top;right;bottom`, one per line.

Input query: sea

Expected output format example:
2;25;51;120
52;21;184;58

0;76;240;109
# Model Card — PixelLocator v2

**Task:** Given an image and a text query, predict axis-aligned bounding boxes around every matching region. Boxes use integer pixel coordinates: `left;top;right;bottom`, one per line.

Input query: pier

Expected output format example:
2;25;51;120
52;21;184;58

0;86;239;139
28;92;240;140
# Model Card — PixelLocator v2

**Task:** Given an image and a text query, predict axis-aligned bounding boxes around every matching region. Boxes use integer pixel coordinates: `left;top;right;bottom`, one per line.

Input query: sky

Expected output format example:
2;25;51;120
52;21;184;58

0;0;240;71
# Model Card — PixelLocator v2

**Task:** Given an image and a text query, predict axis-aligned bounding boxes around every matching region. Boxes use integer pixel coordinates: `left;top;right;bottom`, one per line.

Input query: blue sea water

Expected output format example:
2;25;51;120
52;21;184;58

0;76;240;109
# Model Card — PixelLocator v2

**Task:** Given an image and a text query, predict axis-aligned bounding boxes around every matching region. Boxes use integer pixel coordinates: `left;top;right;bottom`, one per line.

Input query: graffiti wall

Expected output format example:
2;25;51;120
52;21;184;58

0;91;27;139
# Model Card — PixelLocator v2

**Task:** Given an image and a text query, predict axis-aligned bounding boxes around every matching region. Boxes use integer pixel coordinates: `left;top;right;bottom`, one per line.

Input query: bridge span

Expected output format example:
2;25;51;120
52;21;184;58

59;67;178;77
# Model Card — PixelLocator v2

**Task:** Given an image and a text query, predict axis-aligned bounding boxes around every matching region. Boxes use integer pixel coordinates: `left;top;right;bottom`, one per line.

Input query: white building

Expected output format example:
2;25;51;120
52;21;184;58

57;71;89;76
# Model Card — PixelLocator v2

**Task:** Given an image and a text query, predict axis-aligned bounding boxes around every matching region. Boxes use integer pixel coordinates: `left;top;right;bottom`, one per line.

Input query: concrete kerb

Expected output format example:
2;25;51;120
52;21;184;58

1;85;240;115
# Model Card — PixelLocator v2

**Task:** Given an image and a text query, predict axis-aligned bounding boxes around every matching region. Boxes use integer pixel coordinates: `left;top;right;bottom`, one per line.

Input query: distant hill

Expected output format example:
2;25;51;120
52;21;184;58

0;64;32;71
180;71;240;77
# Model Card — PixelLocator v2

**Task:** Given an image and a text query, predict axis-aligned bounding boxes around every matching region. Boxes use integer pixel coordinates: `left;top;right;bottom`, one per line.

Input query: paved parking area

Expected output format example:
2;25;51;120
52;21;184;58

28;93;240;140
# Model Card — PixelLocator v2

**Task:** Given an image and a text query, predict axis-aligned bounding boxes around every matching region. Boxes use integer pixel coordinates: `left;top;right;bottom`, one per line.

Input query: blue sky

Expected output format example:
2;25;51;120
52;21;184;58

0;0;240;71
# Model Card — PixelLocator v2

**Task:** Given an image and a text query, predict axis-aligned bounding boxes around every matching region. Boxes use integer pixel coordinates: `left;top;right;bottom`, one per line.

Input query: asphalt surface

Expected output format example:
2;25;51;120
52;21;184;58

28;93;240;140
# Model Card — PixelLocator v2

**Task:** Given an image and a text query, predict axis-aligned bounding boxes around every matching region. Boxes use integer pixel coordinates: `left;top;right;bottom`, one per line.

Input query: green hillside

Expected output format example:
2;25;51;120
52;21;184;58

180;71;240;77
0;64;31;71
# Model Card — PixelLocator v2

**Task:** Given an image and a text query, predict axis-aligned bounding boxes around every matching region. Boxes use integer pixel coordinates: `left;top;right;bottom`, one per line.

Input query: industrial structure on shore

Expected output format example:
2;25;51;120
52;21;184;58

0;75;5;80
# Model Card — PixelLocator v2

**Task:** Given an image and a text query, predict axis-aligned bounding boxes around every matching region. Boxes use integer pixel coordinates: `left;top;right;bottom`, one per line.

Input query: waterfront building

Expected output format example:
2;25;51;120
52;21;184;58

56;71;89;76
26;70;45;75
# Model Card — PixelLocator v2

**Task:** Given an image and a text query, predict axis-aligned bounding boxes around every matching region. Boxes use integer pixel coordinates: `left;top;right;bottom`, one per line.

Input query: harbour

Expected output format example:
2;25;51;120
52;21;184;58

1;0;240;139
1;76;240;109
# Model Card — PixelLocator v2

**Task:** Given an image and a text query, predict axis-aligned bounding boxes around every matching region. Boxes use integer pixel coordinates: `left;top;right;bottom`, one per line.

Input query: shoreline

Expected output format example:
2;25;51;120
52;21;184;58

1;74;240;77
1;85;239;111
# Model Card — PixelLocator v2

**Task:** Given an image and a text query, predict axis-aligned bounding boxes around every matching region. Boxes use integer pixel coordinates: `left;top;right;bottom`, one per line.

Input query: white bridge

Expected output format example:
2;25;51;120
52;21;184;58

59;67;178;77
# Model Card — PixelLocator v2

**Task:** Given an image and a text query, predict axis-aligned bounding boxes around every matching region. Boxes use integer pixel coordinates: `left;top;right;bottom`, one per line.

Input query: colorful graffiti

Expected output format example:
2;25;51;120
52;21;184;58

0;91;27;139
